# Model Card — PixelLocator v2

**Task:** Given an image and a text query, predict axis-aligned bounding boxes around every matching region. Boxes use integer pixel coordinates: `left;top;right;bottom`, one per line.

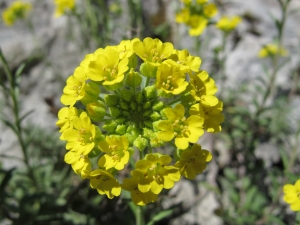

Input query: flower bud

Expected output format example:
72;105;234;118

121;89;133;102
140;62;157;78
133;136;148;151
115;117;126;124
81;82;100;105
103;120;117;132
128;55;138;69
123;111;130;116
143;121;153;128
109;107;121;118
86;101;106;122
143;101;151;110
134;93;144;104
130;101;137;110
125;68;142;87
143;85;157;99
119;101;129;110
116;124;127;134
143;110;151;117
152;100;164;111
105;94;120;106
150;112;161;121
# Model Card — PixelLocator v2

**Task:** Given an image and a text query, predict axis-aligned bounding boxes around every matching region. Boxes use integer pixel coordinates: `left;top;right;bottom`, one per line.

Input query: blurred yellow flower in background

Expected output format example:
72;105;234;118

54;0;75;17
283;179;300;211
216;15;241;32
258;43;288;58
2;1;32;26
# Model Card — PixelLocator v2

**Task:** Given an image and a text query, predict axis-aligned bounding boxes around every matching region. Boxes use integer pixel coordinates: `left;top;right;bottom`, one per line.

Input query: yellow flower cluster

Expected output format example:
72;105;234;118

57;37;223;205
54;0;75;17
176;0;218;36
2;1;31;26
258;43;288;58
283;179;300;211
216;16;241;33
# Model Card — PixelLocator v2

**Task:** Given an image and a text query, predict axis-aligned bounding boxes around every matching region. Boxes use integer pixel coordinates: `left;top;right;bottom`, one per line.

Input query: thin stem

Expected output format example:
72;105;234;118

166;97;181;106
136;205;145;225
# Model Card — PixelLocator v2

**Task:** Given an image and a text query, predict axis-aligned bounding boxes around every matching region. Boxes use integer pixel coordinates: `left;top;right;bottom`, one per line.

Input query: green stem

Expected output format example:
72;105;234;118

136;205;145;225
145;77;150;87
166;97;181;106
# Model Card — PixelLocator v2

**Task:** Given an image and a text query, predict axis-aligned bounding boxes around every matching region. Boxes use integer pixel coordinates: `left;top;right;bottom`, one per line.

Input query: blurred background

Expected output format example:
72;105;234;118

0;0;300;224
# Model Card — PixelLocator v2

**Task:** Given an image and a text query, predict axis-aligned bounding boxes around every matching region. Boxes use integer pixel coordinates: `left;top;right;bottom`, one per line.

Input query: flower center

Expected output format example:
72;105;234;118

77;128;93;145
172;118;190;137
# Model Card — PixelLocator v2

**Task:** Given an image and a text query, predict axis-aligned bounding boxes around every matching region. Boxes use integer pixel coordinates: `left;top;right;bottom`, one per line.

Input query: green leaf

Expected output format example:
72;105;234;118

278;146;289;170
244;186;257;210
146;209;173;225
0;168;15;193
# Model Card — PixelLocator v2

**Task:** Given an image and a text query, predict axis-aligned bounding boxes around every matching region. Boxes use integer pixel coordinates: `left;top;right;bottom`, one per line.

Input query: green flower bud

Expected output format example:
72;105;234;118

137;106;142;112
119;101;129;110
105;94;120;106
127;125;133;133
140;62;157;78
109;107;121;118
103;120;117;132
121;89;133;102
143;85;157;99
86;101;106;122
125;68;142;87
123;111;130;116
133;136;148;151
134;93;144;104
116;124;127;134
130;101;137;110
143;121;153;128
124;133;135;144
143;101;152;110
150;112;161;121
152;100;164;111
81;82;100;105
115;117;126;124
143;110;151;117
131;127;141;137
128;55;138;69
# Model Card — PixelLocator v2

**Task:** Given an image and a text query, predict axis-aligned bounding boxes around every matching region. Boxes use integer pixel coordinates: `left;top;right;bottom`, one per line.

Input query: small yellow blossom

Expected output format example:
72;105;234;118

216;16;241;32
158;104;204;149
196;0;208;4
189;70;218;107
98;135;130;171
283;179;300;211
87;48;129;86
203;3;218;18
175;144;212;179
2;1;32;26
176;7;190;24
62;112;98;156
258;44;288;58
64;151;91;175
156;60;189;95
180;0;192;4
131;153;181;194
133;37;174;66
168;49;201;72
188;15;208;36
56;107;79;133
84;169;122;199
54;0;75;18
189;100;224;132
112;38;140;60
122;176;158;206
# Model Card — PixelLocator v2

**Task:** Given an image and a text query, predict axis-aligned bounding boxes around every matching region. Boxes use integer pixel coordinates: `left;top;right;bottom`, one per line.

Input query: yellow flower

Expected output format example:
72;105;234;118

62;112;99;156
64;151;91;175
2;1;32;26
258;44;288;58
156;60;189;95
203;3;218;18
216;16;241;32
196;0;208;4
168;49;201;72
158;104;204;149
188;15;208;36
61;68;100;106
180;0;192;4
54;0;75;17
176;7;190;24
175;144;212;179
189;100;224;132
56;107;79;133
87;48;129;86
131;153;181;194
133;37;174;67
112;38;140;59
98;135;130;170
84;169;121;199
121;176;158;206
283;179;300;211
189;70;218;107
